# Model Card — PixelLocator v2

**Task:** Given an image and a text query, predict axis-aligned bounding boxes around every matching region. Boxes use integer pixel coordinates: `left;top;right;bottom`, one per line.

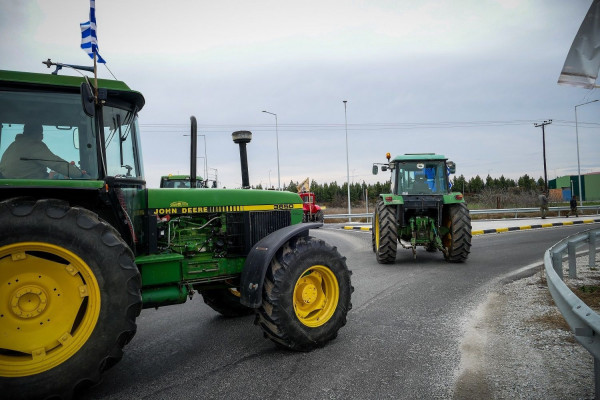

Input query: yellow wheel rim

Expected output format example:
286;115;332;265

293;265;339;328
0;242;101;377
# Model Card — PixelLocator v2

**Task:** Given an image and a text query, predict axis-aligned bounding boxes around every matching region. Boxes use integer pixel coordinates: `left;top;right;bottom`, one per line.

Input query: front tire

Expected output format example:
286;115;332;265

256;236;353;351
442;203;472;263
373;199;398;264
0;198;141;400
315;210;324;222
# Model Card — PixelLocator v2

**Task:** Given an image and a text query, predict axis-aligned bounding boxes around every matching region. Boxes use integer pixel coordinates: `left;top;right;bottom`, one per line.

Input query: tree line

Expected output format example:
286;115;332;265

252;173;545;207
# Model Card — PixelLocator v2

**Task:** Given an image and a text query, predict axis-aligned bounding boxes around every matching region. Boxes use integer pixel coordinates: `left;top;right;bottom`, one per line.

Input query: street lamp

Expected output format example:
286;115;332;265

575;99;598;206
208;167;218;188
343;100;351;220
262;110;281;190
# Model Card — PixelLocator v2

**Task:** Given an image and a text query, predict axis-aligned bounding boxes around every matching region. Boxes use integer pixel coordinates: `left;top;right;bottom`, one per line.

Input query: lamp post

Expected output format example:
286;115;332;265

262;110;281;190
575;99;598;206
200;134;208;181
208;167;218;188
343;100;351;220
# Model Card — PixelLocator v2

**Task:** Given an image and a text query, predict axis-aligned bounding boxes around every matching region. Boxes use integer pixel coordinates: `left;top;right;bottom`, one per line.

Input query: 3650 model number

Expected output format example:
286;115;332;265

274;203;294;210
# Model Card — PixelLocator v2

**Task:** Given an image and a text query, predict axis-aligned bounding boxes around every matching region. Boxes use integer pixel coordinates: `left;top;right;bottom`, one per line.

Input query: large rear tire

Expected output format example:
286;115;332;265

442;203;472;263
256;236;353;351
202;288;254;317
373;199;398;264
0;198;141;400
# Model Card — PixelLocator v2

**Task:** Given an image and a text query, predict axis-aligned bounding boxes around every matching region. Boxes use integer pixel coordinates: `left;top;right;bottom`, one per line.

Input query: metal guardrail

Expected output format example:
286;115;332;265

323;205;600;221
544;228;600;395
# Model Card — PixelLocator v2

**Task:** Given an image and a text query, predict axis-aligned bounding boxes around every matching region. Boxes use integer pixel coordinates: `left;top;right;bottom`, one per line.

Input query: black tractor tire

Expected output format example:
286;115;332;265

256;236;353;351
0;198;142;400
316;210;324;222
373;199;398;264
202;288;254;317
442;203;472;263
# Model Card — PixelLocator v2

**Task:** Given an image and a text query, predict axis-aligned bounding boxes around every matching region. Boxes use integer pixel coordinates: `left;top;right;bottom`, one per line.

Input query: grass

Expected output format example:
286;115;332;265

573;285;600;311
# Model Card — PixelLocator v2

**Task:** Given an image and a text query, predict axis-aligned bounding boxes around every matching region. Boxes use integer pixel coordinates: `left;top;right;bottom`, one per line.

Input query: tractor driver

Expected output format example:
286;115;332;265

0;123;86;179
412;173;431;193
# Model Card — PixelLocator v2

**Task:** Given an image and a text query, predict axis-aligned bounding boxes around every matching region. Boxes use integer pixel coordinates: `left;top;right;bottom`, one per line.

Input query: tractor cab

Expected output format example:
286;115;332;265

159;174;208;188
393;159;451;195
0;69;147;250
0;70;145;183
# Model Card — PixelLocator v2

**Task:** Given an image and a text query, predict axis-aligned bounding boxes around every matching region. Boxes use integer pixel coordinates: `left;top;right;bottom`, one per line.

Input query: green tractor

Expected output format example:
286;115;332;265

0;63;353;400
159;173;218;188
159;174;209;188
371;153;471;263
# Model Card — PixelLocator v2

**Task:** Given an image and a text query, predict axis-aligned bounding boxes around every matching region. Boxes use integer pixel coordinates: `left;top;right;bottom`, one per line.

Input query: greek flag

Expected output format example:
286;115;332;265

80;0;106;63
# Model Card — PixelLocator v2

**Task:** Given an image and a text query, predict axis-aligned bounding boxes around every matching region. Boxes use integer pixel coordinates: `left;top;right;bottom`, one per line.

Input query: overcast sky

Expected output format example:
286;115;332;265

1;0;598;189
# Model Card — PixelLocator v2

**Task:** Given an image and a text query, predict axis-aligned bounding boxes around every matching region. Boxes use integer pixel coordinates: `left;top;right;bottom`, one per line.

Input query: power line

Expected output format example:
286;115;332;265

139;119;600;134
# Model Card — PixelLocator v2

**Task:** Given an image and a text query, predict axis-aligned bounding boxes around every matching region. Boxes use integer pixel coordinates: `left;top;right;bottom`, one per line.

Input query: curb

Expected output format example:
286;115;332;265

343;226;371;231
342;218;600;235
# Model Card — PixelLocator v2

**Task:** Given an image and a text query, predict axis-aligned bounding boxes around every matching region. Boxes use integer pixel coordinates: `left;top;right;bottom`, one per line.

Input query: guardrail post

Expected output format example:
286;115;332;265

552;250;564;280
568;241;578;279
591;233;597;269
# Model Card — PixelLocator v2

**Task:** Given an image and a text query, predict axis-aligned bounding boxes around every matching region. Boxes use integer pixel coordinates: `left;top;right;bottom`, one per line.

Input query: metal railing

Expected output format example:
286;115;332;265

323;205;600;221
544;228;600;395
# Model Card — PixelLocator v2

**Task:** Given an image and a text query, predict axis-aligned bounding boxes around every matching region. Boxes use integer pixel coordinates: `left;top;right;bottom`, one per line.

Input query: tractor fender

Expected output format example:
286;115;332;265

240;222;322;308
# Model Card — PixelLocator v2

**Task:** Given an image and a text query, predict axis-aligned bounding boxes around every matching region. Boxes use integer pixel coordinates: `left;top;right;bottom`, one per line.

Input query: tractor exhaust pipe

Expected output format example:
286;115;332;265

190;116;198;188
232;130;252;189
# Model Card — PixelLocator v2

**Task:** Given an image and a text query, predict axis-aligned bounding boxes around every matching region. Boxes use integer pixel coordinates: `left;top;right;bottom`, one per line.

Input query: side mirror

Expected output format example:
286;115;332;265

447;161;456;174
381;165;388;172
80;82;95;117
372;165;379;175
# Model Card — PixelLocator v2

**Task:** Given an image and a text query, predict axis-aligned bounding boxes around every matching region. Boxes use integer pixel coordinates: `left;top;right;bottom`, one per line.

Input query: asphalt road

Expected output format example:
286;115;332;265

82;223;597;400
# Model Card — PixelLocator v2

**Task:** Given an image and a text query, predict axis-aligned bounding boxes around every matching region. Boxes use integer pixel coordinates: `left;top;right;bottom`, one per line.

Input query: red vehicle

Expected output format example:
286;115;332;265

299;192;324;222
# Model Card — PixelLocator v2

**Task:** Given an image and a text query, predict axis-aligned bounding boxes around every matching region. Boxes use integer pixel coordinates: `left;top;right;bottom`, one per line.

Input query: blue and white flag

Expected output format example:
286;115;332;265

80;0;106;63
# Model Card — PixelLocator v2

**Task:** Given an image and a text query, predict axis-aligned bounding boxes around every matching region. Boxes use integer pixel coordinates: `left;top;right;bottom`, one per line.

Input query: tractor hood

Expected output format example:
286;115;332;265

146;188;303;216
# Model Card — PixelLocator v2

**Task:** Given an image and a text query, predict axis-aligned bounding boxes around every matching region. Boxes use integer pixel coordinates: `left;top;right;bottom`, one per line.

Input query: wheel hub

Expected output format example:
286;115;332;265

11;285;48;318
296;280;318;304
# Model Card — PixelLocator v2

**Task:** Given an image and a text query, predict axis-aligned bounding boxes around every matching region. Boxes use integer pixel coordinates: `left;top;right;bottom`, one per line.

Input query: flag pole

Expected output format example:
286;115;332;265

93;52;98;102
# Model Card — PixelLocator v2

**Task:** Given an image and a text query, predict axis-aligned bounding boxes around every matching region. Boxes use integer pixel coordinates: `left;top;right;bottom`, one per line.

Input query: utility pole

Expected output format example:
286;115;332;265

534;120;552;193
343;100;351;221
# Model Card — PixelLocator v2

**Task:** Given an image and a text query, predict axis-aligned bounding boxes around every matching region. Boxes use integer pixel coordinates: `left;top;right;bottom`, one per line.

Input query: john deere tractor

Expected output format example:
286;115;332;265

371;153;471;263
0;63;353;400
160;174;208;188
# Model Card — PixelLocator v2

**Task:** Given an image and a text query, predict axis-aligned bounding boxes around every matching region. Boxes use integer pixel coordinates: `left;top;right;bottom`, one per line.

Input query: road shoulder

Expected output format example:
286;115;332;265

453;269;594;399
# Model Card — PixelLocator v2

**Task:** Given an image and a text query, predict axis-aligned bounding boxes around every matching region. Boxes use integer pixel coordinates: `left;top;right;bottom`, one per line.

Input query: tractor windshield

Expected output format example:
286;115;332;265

395;160;449;195
102;106;144;179
0;90;99;180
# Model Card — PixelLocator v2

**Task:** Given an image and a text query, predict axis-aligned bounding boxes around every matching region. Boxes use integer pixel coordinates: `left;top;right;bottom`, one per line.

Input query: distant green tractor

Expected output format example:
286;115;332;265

159;174;212;188
371;153;471;263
